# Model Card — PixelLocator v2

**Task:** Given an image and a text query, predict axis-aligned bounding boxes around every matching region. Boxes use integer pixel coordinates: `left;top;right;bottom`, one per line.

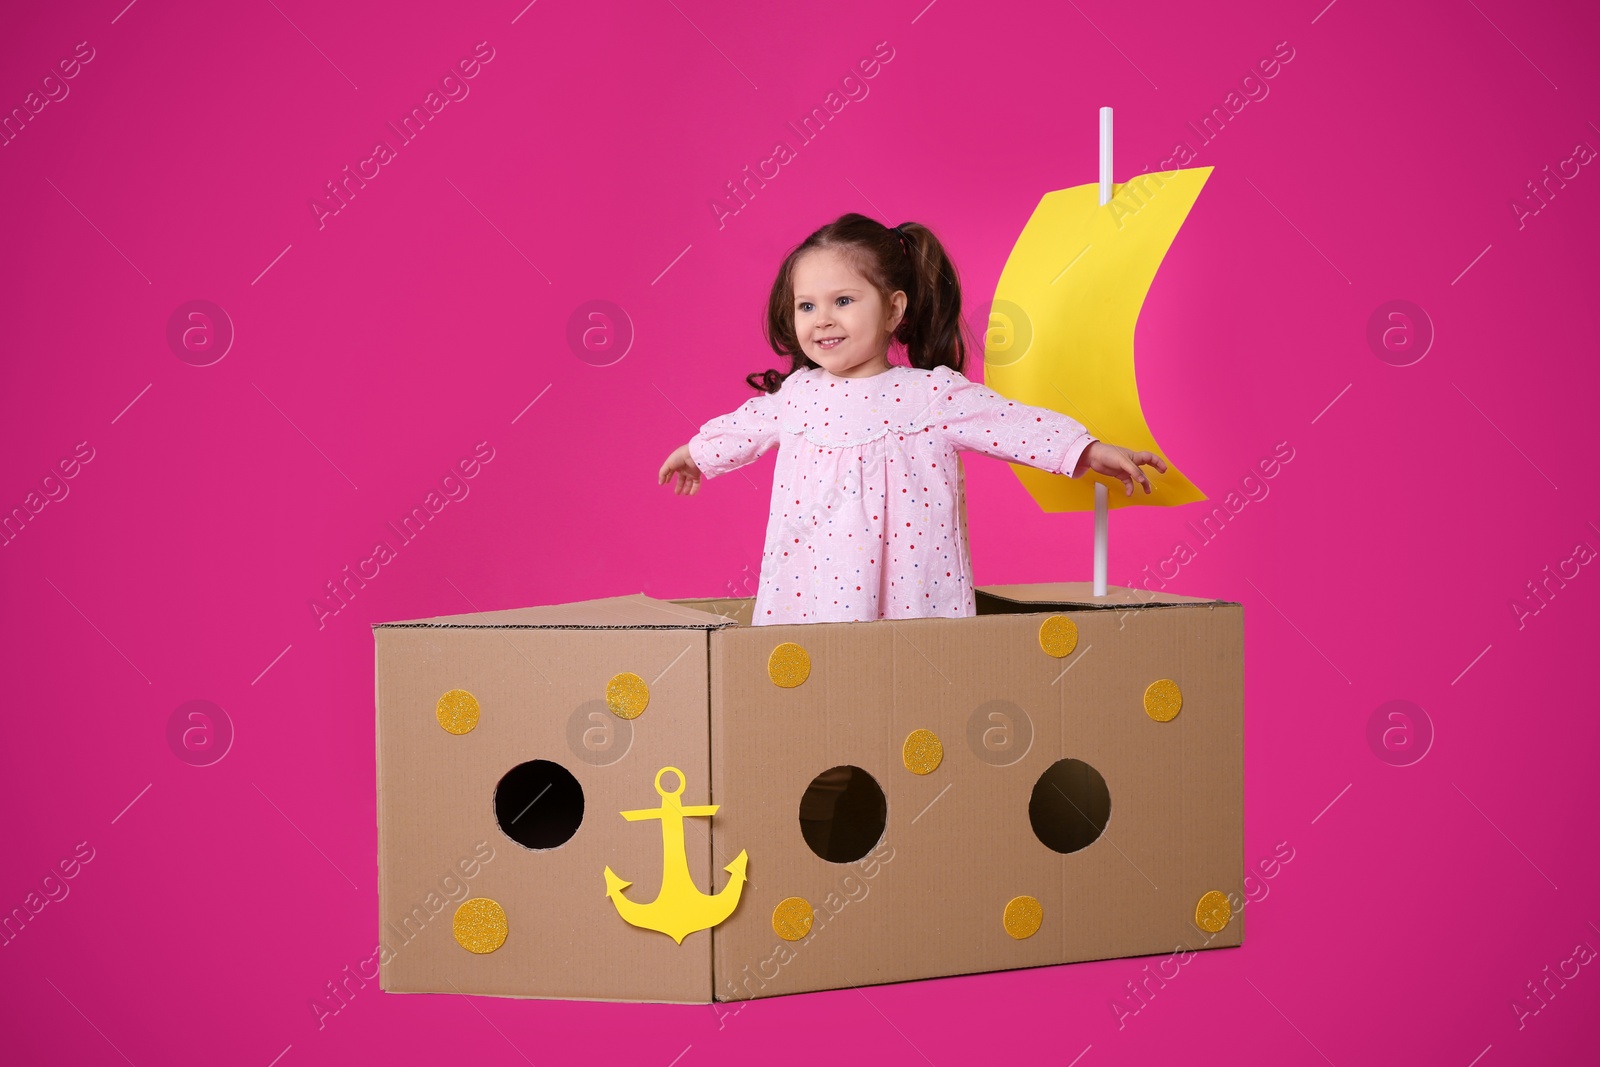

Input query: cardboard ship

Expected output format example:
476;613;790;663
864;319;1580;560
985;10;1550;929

372;582;1243;1003
373;125;1235;1003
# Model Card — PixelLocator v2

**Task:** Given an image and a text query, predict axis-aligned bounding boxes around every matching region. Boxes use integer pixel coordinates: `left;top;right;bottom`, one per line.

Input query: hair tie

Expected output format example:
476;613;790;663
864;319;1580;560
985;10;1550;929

890;222;911;256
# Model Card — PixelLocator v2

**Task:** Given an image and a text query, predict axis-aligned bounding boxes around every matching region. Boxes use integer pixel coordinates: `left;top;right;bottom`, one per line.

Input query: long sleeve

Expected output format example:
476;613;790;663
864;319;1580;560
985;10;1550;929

688;389;782;479
930;368;1095;478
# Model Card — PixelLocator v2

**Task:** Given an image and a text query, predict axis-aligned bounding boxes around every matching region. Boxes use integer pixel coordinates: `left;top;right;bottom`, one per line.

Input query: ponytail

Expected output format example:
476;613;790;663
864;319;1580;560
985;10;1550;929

890;221;971;375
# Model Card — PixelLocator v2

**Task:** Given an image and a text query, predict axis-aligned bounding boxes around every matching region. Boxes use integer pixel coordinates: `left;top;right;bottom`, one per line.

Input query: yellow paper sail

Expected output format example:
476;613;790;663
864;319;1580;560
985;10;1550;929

984;166;1213;511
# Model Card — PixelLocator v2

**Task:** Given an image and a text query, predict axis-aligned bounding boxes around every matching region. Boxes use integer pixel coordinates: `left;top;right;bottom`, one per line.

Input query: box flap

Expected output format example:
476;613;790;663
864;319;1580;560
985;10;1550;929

373;592;738;630
976;581;1233;610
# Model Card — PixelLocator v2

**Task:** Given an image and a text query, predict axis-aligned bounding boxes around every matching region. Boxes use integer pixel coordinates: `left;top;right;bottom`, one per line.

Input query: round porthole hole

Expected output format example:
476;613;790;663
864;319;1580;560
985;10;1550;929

798;764;886;863
1028;758;1110;854
495;759;584;850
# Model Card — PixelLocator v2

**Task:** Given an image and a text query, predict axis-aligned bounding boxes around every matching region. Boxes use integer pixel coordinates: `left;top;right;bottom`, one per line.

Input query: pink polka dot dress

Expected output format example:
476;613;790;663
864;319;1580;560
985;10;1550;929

688;364;1096;625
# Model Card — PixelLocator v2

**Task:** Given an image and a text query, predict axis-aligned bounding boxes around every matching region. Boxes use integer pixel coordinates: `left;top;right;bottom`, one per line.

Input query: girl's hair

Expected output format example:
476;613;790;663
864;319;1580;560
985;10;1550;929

746;213;978;393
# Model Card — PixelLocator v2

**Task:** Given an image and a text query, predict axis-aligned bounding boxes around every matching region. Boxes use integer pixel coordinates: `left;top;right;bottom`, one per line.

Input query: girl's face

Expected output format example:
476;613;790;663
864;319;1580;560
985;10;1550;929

791;246;906;378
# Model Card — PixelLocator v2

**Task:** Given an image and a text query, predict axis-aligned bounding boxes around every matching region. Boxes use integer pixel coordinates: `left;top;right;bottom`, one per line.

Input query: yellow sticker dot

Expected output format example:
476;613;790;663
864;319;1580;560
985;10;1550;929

1038;616;1079;658
1144;678;1183;722
453;897;508;953
1003;895;1043;940
767;642;811;688
902;729;944;775
606;672;649;719
436;689;481;735
1195;890;1232;933
772;896;815;941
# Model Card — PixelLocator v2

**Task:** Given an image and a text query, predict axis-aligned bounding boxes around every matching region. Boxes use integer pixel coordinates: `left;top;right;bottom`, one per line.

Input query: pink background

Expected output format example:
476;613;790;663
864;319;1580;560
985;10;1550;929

3;0;1597;1063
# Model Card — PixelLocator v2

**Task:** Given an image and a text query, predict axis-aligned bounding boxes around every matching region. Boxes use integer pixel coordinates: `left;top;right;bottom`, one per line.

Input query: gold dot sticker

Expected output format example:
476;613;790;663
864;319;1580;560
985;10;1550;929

1195;890;1232;933
1003;895;1043;940
772;896;815;941
1144;678;1183;722
767;642;811;688
1038;615;1079;658
902;729;944;775
436;689;481;735
452;897;508;953
606;672;650;719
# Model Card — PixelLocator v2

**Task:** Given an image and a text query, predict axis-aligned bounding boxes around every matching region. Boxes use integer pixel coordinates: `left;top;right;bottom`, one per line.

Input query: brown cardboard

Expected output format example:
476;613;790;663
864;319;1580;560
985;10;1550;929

374;584;1243;1003
374;595;733;1003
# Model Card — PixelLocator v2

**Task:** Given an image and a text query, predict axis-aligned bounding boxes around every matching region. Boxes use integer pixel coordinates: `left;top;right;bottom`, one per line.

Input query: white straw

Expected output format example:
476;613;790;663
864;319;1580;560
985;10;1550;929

1094;107;1112;597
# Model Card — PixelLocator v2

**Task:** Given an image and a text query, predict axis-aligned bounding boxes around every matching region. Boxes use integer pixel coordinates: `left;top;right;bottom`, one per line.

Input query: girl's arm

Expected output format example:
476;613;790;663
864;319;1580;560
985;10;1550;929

686;390;782;479
930;368;1096;478
929;369;1168;494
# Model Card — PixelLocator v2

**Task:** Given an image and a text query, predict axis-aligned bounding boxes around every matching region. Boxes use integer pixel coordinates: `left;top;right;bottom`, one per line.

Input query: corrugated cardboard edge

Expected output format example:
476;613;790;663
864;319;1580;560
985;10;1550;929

374;989;712;1004
371;592;740;630
374;625;384;991
977;582;1235;610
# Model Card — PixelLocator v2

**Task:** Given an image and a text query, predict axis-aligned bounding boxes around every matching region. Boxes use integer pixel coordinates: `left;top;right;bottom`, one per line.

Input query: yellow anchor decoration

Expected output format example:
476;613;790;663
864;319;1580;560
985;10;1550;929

603;766;749;944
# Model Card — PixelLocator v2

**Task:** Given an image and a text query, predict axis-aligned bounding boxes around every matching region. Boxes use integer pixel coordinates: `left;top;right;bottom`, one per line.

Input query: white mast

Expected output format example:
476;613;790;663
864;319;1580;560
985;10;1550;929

1094;106;1112;597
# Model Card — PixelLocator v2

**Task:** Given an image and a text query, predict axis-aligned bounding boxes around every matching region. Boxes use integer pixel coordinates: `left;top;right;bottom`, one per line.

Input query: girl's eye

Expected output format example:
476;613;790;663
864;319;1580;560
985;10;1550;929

797;302;812;312
836;297;852;307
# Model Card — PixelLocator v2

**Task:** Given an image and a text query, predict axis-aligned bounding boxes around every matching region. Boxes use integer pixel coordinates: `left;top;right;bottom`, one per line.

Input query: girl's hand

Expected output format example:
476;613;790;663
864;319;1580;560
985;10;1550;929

658;443;704;496
1076;441;1168;496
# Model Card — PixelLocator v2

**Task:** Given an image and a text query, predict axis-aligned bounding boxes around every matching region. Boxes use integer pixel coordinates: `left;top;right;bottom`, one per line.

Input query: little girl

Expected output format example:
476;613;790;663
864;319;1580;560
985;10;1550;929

658;213;1166;625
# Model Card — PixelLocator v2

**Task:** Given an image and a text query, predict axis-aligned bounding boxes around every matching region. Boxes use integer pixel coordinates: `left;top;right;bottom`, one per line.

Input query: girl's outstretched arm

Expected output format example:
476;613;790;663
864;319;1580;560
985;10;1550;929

929;367;1167;494
1075;440;1168;496
659;443;704;495
659;389;782;493
929;366;1098;480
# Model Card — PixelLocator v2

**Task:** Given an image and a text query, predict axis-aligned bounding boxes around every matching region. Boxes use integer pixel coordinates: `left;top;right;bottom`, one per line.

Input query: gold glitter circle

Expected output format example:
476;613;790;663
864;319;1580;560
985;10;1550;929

606;672;650;719
436;689;481;735
767;642;811;688
1195;890;1232;933
452;897;508;953
1144;679;1183;722
1003;895;1043;940
902;729;944;775
1038;616;1079;658
772;896;815;941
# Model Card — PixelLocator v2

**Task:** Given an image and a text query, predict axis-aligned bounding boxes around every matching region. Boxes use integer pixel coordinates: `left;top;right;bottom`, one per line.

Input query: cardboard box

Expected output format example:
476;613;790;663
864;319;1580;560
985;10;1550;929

373;583;1243;1003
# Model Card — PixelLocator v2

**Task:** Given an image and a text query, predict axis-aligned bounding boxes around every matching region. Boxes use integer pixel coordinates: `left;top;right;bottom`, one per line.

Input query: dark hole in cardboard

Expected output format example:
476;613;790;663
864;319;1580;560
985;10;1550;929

1029;758;1111;854
495;759;584;850
799;765;887;863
